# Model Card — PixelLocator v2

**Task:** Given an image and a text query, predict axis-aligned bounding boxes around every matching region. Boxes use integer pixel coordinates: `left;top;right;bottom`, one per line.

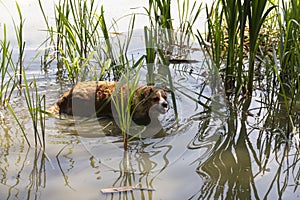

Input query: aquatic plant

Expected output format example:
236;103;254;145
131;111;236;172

246;0;276;95
200;0;275;99
144;0;203;122
23;75;46;148
110;63;143;151
38;0;101;83
12;2;26;86
146;0;173;45
0;25;18;106
277;0;300;113
6;72;46;148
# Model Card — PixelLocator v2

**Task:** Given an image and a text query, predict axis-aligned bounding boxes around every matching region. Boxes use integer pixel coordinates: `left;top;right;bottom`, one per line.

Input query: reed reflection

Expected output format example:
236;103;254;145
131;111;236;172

100;137;173;199
190;98;300;199
0;126;46;200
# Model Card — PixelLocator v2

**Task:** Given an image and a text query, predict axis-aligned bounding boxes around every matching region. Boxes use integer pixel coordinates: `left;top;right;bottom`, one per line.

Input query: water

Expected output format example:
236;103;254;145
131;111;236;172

0;1;299;200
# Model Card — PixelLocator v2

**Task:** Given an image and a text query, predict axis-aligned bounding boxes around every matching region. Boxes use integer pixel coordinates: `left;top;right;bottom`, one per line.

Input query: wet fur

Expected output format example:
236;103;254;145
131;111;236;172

48;81;168;124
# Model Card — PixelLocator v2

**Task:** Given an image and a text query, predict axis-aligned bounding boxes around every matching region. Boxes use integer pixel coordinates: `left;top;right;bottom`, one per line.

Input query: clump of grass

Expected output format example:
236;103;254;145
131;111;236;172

200;0;275;100
39;0;138;82
176;0;202;47
144;0;203;122
1;2;46;148
0;24;18;106
110;63;143;151
98;10;136;80
196;2;224;70
39;0;101;83
146;0;173;44
277;0;300;113
23;73;46;148
246;0;276;95
7;71;46;148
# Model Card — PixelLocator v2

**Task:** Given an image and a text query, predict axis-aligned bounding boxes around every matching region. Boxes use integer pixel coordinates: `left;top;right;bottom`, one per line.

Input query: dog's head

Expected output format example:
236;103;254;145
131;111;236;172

132;86;169;119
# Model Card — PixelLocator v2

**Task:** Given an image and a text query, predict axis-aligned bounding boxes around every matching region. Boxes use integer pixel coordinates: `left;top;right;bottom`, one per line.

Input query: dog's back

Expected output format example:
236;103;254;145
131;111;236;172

48;81;117;117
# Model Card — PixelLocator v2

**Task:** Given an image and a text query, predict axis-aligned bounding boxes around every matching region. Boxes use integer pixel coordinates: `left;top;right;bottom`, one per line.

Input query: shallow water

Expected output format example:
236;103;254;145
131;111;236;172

1;1;299;200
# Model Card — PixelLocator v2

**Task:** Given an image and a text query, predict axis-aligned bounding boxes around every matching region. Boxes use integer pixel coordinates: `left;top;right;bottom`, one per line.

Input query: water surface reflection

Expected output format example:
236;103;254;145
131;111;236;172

192;99;300;199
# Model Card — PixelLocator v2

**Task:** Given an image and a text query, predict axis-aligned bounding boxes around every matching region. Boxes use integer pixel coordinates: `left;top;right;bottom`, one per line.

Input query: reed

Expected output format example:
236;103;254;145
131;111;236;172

12;2;26;86
144;0;203;121
144;26;156;84
39;0;102;83
277;0;300;112
147;0;173;43
110;63;143;151
246;0;276;95
0;2;46;148
176;0;202;47
22;72;46;148
196;2;224;71
6;74;46;148
0;24;18;106
39;0;139;82
200;0;275;99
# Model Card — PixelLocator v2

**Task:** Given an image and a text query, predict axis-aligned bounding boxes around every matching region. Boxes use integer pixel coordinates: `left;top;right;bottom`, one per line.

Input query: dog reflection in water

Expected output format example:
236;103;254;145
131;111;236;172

48;81;169;129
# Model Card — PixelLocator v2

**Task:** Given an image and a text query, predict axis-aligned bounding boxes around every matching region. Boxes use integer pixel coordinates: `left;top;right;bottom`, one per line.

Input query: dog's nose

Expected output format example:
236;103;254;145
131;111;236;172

162;102;168;108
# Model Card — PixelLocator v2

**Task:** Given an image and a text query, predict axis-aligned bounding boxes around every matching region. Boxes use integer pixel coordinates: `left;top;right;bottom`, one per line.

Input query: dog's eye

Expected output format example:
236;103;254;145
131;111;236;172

153;97;160;101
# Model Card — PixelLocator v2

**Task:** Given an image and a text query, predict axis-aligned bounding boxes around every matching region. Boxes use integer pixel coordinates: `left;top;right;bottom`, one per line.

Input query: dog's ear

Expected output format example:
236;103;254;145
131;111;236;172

140;86;153;99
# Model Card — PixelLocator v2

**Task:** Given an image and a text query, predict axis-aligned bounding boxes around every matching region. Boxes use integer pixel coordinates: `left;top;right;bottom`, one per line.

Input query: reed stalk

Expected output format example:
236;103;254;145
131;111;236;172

144;26;156;84
13;2;26;86
39;0;102;83
22;71;46;148
200;0;275;99
110;63;143;151
0;24;18;105
246;0;276;95
277;0;300;112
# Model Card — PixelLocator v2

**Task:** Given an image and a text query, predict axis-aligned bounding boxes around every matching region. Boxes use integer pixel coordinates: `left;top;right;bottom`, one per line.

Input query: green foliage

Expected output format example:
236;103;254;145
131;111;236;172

247;0;276;95
6;71;46;148
0;25;18;105
23;72;46;148
13;2;26;85
39;0;101;83
277;0;300;112
200;0;276;99
110;63;143;151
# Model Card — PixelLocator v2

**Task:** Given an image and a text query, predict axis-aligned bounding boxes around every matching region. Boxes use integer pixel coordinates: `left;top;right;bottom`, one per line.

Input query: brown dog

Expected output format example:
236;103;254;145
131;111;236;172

48;81;169;124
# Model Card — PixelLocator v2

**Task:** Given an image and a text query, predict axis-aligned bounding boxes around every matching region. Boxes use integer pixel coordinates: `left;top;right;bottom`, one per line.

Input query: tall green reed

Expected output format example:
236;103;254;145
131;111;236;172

110;63;143;151
23;73;46;148
39;0;101;83
196;2;224;70
144;0;202;121
147;0;173;44
277;0;300;112
246;0;276;95
0;25;18;105
200;0;275;100
177;0;202;47
1;2;46;148
39;0;137;82
12;2;26;86
6;72;46;148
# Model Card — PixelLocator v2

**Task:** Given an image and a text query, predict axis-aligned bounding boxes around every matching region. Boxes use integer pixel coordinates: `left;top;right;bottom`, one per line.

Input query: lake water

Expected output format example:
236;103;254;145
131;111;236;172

0;0;299;200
